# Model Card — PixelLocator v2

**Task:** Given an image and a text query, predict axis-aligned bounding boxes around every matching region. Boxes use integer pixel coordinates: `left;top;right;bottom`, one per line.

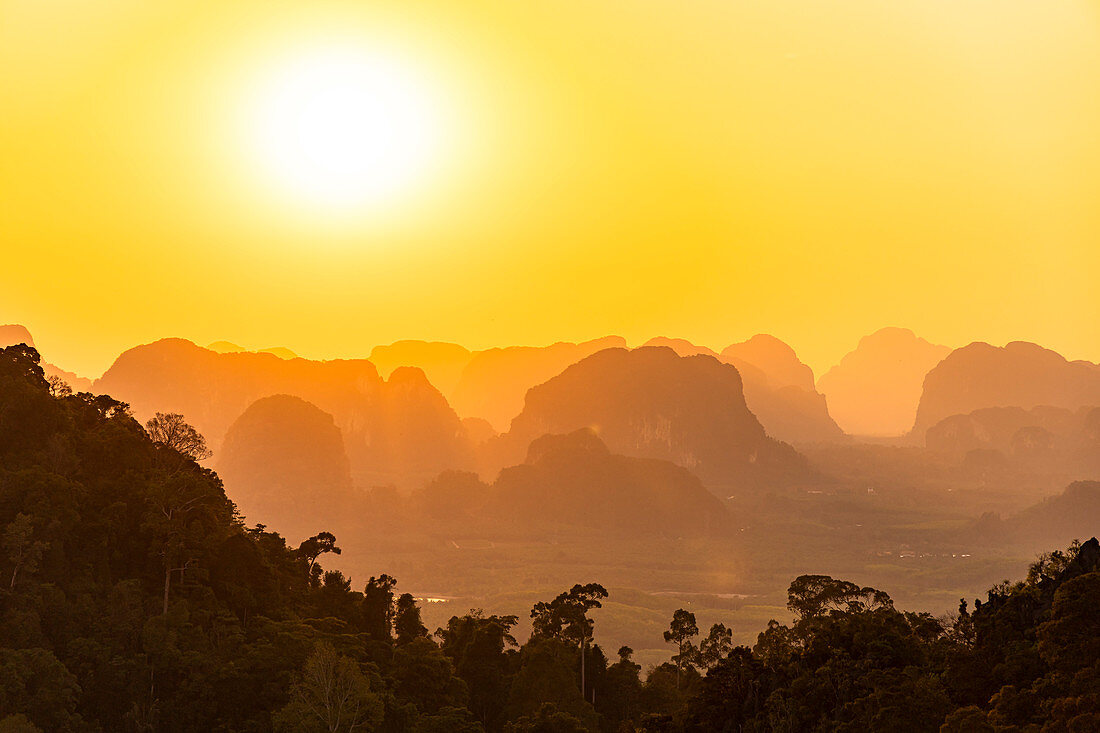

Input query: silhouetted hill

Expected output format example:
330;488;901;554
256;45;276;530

217;394;354;542
259;346;298;359
972;481;1100;551
912;341;1100;437
368;340;473;396
925;405;1100;479
722;335;844;445
94;338;473;487
0;324;35;347
817;327;951;436
643;337;719;358
207;340;247;352
461;416;498;445
492;429;729;535
451;336;627;430
411;429;730;536
208;341;298;359
643;336;844;444
496;346;812;494
1;324;93;391
721;334;815;393
41;362;94;392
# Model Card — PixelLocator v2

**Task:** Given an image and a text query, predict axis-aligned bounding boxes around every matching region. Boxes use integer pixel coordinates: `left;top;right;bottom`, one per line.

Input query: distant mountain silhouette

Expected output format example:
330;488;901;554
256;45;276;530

912;341;1100;437
208;341;298;359
645;335;843;443
973;480;1100;551
207;340;247;352
461;416;498;445
41;363;93;392
818;327;951;436
94;338;473;487
494;346;812;494
1;324;93;391
925;405;1100;478
369;340;473;396
258;346;298;359
0;324;34;348
721;334;816;392
450;336;627;431
217;394;354;541
493;429;729;535
643;337;719;358
414;429;730;536
721;335;844;444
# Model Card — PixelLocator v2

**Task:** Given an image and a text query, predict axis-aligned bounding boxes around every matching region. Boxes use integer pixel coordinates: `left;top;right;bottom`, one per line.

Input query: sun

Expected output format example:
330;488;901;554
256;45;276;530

247;45;443;211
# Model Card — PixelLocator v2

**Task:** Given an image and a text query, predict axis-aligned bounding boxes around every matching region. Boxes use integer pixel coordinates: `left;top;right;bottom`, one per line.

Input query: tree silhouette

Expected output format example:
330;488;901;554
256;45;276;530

663;608;699;688
362;574;398;644
437;611;519;728
145;412;212;461
786;574;893;619
298;532;342;583
394;593;429;645
531;583;607;700
698;622;733;670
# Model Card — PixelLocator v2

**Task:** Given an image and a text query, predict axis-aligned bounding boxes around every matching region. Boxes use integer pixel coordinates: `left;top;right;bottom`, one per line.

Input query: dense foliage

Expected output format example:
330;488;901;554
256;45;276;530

1;345;1097;731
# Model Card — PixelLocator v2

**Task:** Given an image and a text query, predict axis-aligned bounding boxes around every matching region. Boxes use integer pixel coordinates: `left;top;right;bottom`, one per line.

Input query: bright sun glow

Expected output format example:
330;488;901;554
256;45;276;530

248;46;442;211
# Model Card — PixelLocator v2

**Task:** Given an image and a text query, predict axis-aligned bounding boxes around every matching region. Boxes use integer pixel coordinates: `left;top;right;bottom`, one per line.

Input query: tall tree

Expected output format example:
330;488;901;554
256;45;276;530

664;609;699;688
438;611;519;729
362;575;398;644
698;623;734;670
394;593;429;645
531;583;608;700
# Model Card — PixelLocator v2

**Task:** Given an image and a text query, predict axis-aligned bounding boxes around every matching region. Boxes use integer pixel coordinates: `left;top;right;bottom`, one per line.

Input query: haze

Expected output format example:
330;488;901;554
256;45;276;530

3;0;1099;378
4;3;1100;730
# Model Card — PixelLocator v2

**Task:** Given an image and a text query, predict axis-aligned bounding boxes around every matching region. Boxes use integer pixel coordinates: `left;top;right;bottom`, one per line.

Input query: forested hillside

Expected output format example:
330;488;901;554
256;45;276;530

1;343;1097;732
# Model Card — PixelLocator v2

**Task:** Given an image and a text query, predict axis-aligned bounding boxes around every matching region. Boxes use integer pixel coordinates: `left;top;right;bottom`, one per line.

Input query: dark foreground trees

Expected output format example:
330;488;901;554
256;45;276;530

1;345;1098;732
684;543;1100;732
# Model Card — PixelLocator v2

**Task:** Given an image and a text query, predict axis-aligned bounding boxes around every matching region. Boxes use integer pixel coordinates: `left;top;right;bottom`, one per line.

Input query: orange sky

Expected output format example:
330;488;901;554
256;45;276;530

2;0;1099;378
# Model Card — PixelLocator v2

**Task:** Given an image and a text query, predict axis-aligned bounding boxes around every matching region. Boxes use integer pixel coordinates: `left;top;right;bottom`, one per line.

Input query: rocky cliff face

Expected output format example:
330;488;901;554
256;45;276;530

817;327;951;436
496;346;812;494
912;341;1100;437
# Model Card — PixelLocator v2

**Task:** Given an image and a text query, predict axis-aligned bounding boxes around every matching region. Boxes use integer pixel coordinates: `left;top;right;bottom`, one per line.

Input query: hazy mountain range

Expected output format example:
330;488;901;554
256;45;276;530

7;323;1100;527
94;337;473;488
913;340;1100;436
489;345;811;493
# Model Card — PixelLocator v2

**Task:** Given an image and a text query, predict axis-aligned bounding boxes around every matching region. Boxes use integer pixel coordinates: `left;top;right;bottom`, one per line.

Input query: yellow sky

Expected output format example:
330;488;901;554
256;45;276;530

2;0;1099;378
